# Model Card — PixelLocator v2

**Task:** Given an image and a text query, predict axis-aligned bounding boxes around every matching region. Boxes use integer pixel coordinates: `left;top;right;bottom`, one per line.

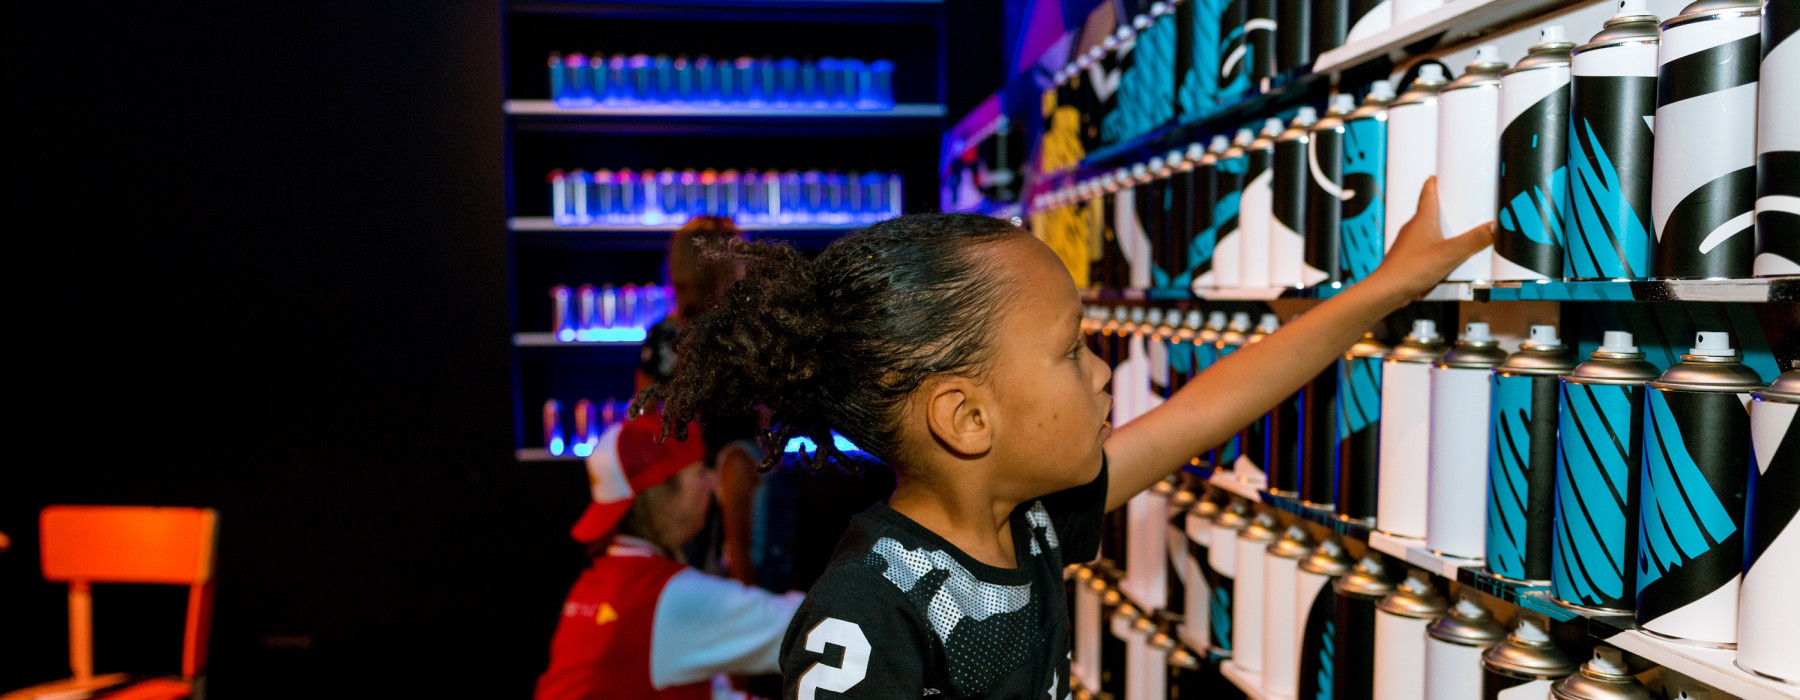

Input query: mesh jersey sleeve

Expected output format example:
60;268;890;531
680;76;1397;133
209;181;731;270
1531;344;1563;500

781;563;934;699
1035;453;1109;564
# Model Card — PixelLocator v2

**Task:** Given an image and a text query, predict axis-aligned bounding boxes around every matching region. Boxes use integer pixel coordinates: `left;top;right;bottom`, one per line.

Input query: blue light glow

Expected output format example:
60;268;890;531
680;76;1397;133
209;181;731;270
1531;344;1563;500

783;433;862;454
549;437;566;456
571;327;650;343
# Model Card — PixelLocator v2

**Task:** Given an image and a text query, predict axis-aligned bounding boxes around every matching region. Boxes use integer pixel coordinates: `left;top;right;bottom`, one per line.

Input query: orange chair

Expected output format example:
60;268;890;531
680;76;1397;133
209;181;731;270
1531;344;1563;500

5;506;218;700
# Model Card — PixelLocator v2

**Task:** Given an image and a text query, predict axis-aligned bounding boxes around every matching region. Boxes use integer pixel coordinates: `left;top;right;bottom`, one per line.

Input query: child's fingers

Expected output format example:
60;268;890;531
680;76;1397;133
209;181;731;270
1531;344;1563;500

1444;221;1496;263
1413;176;1440;230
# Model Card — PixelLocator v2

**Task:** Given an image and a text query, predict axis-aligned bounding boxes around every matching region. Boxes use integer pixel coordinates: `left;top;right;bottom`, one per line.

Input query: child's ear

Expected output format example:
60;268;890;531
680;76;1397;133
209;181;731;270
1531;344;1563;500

924;377;993;457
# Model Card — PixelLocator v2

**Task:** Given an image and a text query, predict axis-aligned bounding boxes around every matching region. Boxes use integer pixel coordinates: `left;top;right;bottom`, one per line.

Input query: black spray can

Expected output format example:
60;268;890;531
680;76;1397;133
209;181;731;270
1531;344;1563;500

1304;93;1358;286
1755;0;1799;275
1650;0;1762;279
1550;331;1660;613
1239;314;1282;486
1637;331;1763;646
1277;0;1312;75
1550;646;1656;700
1565;4;1661;280
1191;136;1229;290
1272;107;1318;288
1336;332;1388;522
1739;363;1800;682
1268;384;1305;496
1330;553;1396;700
1494;26;1575;282
1487;324;1577;583
1301;357;1342;508
1480;616;1578;699
1310;0;1347;59
1206;498;1251;657
1248;0;1278;88
1295;537;1352;700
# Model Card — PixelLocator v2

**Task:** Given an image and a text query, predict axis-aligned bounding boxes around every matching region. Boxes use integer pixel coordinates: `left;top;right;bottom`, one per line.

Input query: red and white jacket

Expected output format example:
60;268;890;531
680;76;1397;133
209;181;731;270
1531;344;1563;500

536;536;804;700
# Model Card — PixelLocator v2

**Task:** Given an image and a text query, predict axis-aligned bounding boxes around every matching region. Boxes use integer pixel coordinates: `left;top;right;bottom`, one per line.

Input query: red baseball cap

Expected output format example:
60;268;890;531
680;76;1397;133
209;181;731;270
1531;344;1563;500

569;412;707;543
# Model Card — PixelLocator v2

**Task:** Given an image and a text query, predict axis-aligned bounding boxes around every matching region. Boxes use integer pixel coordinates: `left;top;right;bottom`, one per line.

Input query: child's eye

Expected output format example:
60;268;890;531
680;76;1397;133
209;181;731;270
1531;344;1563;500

1067;344;1081;360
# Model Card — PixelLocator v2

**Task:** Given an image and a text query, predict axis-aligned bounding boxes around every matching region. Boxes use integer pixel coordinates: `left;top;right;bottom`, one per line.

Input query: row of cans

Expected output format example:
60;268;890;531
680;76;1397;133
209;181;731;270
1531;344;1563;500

541;398;632;458
1078;484;1731;700
1046;0;1450;153
1035;0;1800;288
547;169;903;227
548;283;670;343
547;53;897;111
1084;303;1797;682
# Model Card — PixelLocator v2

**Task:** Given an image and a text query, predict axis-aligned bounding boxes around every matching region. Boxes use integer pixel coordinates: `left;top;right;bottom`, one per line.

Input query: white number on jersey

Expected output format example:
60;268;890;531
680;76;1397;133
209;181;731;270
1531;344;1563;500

797;618;871;699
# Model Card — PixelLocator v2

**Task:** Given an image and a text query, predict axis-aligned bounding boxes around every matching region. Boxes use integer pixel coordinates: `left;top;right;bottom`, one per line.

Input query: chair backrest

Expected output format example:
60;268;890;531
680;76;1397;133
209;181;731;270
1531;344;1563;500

40;506;218;682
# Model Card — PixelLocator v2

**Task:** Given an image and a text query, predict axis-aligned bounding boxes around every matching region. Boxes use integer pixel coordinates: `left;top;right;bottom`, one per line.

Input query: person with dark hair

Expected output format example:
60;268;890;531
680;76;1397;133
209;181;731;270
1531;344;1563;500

636;179;1492;699
535;412;803;700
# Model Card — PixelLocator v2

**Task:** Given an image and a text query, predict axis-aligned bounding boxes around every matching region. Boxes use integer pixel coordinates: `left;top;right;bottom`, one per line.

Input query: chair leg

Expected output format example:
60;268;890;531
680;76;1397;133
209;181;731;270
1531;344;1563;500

69;581;93;682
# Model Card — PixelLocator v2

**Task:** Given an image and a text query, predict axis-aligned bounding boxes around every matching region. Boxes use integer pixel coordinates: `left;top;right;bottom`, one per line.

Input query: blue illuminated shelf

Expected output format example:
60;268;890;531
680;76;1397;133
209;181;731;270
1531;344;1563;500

513;332;644;347
505;99;946;119
508;217;867;232
515;447;581;462
510;217;865;250
506;100;947;136
1482;277;1799;303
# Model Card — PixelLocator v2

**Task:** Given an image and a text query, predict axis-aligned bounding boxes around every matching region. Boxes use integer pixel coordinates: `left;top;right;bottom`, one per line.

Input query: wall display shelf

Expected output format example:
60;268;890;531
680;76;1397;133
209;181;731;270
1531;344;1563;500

1483;278;1800;303
513;332;644;347
509;217;866;232
509;0;944;23
515;447;581;462
506;99;946;119
1219;661;1269;700
508;101;948;136
1310;0;1577;75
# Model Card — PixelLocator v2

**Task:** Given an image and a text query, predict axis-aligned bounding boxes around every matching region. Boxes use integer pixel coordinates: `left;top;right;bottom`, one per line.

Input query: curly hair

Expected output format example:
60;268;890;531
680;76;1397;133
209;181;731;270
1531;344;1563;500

632;213;1028;472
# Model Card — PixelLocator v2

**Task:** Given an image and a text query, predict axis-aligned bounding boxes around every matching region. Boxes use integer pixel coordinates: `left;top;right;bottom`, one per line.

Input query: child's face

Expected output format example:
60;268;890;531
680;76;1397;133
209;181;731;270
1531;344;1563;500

981;235;1113;495
659;460;717;546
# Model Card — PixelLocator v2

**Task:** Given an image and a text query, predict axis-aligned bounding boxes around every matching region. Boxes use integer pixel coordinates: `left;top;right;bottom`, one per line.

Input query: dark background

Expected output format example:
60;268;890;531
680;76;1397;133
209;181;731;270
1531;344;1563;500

5;1;998;696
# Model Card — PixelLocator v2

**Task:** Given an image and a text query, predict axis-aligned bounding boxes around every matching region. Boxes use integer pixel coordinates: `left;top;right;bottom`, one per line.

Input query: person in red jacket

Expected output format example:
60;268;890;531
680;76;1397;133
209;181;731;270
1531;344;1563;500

536;411;804;700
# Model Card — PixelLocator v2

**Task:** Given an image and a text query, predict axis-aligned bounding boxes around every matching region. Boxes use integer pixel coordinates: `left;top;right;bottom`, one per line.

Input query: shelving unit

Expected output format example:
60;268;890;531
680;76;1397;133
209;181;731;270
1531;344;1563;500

1095;277;1800;305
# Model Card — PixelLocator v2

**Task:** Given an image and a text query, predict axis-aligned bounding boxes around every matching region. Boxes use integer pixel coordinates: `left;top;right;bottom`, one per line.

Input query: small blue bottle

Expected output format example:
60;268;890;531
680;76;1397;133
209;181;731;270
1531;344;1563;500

694;56;718;105
605;54;629;104
863;60;896;110
627;54;652;104
774;57;799;106
672;56;693;104
549;53;568;103
834;59;863;110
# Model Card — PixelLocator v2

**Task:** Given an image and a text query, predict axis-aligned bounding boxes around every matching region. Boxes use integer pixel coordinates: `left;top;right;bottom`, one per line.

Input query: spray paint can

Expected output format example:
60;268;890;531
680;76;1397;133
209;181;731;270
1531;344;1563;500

1481;616;1577;699
1296;537;1352;700
1312;0;1347;59
1169;310;1202;397
1172;144;1204;290
1377;319;1449;537
1337;332;1389;522
1142;158;1173;290
1192;137;1228;289
1425;321;1508;557
1306;94;1359;286
1426;594;1507;700
1740;363;1799;682
1301;356;1342;508
1345;0;1390;44
1215;129;1254;289
1549;331;1660;613
1565;3;1660;280
1373;569;1447;700
1211;312;1253;471
1342;80;1395;284
1638;331;1762;646
1233;510;1279;673
1249;0;1278;88
1439;46;1508;281
1148;308;1172;402
1239;313;1283;484
1180;494;1221;651
1386;65;1449;255
1756;0;1799;275
1651;0;1762;279
1488;325;1577;583
1074;566;1104;691
1494;27;1575;282
1207;497;1251;657
1550;646;1656;700
1274;108;1319;288
1330;553;1395;700
1277;0;1312;75
1196;310;1229;375
1263;524;1315;699
1242;119;1283;289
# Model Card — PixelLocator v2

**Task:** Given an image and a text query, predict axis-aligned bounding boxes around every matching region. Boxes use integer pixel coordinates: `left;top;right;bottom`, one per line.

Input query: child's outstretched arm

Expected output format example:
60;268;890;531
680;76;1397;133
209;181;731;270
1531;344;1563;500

1101;177;1494;511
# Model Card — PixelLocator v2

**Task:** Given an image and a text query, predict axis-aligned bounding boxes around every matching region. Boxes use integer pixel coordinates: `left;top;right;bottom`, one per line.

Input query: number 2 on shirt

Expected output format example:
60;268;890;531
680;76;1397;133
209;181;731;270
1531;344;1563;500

797;618;870;699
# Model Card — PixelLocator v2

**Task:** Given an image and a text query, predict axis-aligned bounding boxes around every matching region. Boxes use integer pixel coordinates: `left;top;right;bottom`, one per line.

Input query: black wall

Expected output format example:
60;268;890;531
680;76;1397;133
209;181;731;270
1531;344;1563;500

6;2;592;696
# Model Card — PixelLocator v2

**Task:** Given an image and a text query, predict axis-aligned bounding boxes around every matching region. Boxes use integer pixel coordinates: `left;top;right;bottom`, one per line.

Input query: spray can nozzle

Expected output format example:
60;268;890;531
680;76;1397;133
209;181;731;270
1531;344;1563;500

1616;0;1649;16
1368;79;1396;101
1229;311;1253;330
1209;135;1231;152
1689;331;1736;357
1462;322;1492;343
1540;25;1567;44
1512;616;1552;644
1208;311;1229;328
1473;44;1502;65
1262;118;1284;136
1293;106;1319;126
1527;324;1563;348
1257;313;1280;333
1328;93;1357;114
1417;64;1446;83
1599;330;1639;353
1232;129;1254;146
1410;319;1441;342
1587;646;1629;676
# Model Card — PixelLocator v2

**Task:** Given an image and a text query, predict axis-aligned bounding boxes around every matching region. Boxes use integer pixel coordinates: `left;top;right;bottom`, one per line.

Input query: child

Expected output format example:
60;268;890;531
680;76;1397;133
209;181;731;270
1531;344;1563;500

637;179;1491;698
535;412;804;700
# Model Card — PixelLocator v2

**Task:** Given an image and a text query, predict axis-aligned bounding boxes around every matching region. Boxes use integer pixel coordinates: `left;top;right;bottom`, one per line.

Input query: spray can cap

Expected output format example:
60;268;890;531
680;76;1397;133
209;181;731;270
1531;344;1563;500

1261;118;1284;136
1133;162;1152;179
1257;313;1280;333
1328;93;1357;114
1165;149;1185;166
1185;310;1205;329
1463;322;1492;342
1209;135;1230;152
1689;331;1735;357
1368;79;1397;101
1616;0;1649;15
1673;689;1710;700
1410;319;1441;342
1113;167;1131;181
1186;142;1206;160
1417;64;1446;83
1587;646;1629;676
1513;616;1552;644
1232;128;1254;146
1207;311;1229;328
1599;330;1638;353
1526;324;1563;349
1540;25;1567;43
1229;311;1253;330
1474;44;1502;64
1293;106;1319;126
1146;308;1165;326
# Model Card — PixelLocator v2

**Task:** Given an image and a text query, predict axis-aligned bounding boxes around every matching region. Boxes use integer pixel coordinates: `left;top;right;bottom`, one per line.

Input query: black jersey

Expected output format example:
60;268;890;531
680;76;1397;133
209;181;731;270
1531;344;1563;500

779;461;1107;699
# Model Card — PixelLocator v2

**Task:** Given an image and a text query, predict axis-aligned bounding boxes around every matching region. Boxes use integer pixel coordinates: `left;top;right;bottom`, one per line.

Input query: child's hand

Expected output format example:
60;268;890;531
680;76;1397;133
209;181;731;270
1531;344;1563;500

1369;176;1495;299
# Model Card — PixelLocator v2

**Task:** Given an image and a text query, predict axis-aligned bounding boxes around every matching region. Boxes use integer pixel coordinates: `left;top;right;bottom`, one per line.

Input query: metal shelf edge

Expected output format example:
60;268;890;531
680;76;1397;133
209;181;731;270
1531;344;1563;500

505;99;947;119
